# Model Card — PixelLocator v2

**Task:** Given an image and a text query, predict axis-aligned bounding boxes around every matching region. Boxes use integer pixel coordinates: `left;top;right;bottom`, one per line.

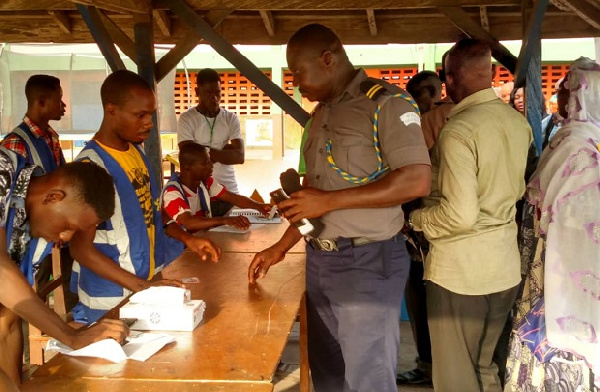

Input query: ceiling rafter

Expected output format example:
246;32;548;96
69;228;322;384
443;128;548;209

153;9;171;36
366;9;377;36
48;10;72;34
69;0;150;14
552;0;600;29
479;6;490;31
259;10;275;37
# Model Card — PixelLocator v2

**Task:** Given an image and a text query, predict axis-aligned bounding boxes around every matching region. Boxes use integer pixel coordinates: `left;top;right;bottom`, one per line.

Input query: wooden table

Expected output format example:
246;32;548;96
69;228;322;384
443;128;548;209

23;248;307;391
204;221;306;254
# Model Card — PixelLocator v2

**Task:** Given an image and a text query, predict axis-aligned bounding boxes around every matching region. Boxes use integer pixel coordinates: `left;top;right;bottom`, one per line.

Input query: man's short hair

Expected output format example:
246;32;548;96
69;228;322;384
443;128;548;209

100;70;153;107
287;23;345;57
406;71;442;100
179;142;209;168
25;75;61;102
446;38;491;78
57;161;116;222
196;69;221;86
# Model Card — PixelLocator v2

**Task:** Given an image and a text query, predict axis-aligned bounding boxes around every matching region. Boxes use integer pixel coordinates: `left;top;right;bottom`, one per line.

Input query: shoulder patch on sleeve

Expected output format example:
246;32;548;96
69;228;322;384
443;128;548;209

400;112;421;127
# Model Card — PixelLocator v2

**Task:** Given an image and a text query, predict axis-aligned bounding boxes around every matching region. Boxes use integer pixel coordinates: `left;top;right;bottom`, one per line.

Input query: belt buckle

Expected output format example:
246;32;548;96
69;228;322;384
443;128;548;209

313;238;339;252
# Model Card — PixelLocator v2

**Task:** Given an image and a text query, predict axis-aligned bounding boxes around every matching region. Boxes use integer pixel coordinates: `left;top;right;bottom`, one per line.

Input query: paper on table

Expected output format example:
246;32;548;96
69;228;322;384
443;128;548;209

46;332;175;363
208;225;255;234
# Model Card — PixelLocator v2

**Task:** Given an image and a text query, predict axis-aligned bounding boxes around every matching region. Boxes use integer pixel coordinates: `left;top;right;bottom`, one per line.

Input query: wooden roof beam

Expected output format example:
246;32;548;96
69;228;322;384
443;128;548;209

153;9;172;37
169;0;310;126
553;0;600;29
155;9;232;82
69;0;150;14
76;4;125;71
479;6;490;31
259;10;275;38
96;9;138;63
366;9;377;37
48;10;72;34
437;6;517;73
153;0;522;10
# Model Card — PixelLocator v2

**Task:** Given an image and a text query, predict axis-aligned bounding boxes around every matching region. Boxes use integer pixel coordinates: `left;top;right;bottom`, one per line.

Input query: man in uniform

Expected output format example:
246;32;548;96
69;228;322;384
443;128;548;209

248;24;431;392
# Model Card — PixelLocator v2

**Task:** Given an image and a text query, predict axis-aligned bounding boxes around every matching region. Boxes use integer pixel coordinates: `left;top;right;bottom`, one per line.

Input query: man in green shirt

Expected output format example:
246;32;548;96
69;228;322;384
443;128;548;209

410;39;532;392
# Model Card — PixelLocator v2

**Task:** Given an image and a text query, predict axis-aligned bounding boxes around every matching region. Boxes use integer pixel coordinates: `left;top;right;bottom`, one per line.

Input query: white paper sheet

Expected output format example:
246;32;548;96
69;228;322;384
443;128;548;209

46;332;175;363
208;225;255;234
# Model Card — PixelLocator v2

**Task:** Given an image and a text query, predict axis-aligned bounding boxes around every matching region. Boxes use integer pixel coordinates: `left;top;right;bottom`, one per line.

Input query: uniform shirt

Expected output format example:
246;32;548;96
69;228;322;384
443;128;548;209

1;116;63;166
0;147;39;269
163;176;225;223
177;107;242;194
411;88;532;295
96;141;157;278
304;69;430;241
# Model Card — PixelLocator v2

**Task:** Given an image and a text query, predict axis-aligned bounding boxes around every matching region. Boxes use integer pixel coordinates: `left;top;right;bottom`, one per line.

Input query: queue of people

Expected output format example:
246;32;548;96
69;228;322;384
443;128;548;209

0;22;597;392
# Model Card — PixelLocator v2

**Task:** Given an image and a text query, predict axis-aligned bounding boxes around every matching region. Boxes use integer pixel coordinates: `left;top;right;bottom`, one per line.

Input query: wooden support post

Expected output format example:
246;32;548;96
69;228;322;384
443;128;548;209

76;4;126;72
515;0;549;154
169;0;310;126
134;12;163;186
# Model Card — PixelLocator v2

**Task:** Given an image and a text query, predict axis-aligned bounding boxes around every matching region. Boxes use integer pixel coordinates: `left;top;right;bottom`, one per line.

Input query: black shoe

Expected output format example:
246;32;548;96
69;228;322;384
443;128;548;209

396;368;432;385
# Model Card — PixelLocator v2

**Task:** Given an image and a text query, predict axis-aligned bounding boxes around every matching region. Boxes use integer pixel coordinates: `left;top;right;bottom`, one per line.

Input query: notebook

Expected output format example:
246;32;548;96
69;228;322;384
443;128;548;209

228;208;282;224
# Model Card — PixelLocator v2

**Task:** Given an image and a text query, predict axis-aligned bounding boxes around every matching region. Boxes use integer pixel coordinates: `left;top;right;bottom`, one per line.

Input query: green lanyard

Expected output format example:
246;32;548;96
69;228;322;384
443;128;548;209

203;114;217;144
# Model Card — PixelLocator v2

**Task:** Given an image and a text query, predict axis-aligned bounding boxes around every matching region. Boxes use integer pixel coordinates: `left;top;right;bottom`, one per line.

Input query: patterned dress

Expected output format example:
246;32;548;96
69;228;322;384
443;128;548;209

505;58;600;392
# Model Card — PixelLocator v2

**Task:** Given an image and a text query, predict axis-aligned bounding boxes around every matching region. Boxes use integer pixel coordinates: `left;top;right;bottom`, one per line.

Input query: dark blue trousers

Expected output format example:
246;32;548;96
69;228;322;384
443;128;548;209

305;235;410;392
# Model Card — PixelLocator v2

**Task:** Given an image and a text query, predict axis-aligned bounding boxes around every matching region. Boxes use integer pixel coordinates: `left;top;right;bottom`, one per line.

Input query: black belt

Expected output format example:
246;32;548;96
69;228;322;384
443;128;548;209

306;236;377;252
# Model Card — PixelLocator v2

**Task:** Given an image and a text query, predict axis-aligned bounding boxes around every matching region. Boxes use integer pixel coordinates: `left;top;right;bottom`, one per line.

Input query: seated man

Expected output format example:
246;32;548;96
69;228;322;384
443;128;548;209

163;142;271;232
69;70;221;324
0;148;127;386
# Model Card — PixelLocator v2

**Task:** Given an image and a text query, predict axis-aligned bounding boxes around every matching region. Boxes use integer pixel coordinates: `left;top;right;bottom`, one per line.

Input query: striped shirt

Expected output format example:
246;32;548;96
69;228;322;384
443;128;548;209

1;116;62;166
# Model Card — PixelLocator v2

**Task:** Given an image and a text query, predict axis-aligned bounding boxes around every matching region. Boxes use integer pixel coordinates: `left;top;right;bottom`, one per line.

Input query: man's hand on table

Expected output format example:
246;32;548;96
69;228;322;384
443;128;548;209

224;215;251;230
68;319;129;349
248;246;286;284
185;237;221;262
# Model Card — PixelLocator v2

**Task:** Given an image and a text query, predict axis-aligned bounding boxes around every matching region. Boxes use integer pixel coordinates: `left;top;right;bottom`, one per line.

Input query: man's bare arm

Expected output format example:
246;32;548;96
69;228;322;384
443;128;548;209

69;227;150;292
208;138;244;165
0;230;127;347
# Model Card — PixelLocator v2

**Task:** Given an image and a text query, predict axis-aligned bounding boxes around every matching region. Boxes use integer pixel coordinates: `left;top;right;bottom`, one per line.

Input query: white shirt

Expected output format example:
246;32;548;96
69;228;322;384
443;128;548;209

177;107;243;194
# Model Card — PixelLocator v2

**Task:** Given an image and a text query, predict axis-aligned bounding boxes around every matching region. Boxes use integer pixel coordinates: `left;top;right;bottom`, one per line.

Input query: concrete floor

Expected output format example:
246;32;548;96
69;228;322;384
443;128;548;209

272;321;434;392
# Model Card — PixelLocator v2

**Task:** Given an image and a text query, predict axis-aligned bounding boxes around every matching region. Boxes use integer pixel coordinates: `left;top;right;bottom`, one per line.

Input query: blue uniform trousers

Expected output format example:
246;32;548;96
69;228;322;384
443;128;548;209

305;234;410;392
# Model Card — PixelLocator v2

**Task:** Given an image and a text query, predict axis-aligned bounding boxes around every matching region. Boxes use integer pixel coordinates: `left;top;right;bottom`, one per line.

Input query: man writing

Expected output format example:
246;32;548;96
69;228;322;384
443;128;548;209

0;151;128;387
69;70;220;323
248;24;430;392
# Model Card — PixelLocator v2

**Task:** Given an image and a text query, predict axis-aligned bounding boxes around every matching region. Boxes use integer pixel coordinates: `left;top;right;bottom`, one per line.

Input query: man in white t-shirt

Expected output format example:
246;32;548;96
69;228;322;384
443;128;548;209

177;68;244;216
